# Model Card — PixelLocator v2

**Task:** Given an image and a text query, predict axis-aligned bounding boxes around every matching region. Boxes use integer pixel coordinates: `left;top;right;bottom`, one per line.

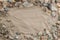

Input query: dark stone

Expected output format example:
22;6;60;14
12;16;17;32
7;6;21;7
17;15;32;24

58;15;60;21
15;0;20;2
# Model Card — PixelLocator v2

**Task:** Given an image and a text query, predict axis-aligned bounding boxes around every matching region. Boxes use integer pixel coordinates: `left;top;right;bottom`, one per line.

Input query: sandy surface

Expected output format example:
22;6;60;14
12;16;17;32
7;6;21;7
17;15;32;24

8;6;58;34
